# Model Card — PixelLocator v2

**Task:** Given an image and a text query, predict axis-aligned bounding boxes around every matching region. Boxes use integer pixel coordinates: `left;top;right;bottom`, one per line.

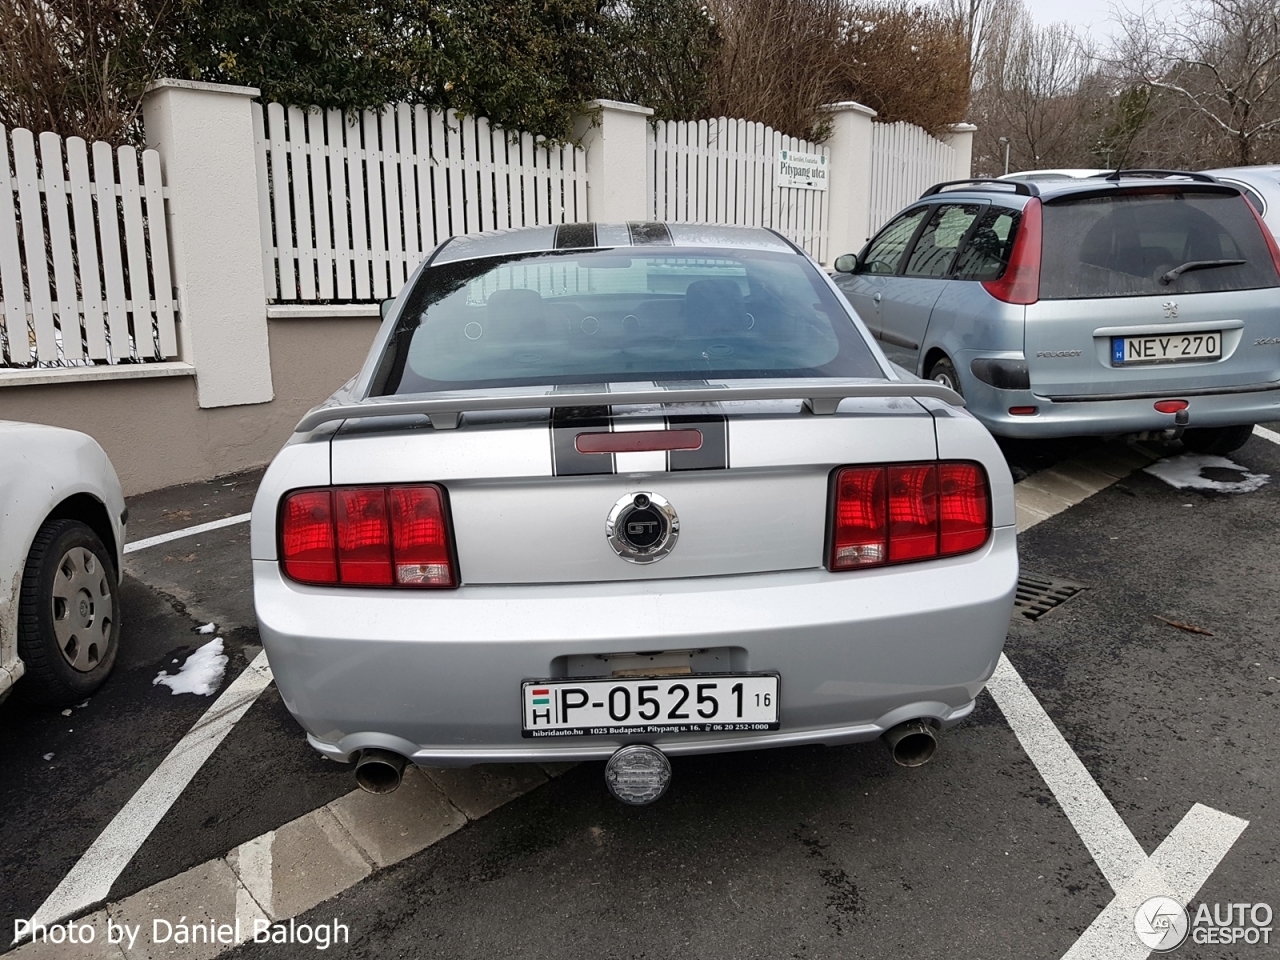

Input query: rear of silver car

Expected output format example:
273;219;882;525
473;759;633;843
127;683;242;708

251;227;1016;781
837;178;1280;445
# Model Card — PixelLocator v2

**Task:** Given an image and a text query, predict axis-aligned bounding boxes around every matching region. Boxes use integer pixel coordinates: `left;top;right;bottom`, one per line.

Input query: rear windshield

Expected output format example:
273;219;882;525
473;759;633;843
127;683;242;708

1039;189;1278;299
373;247;882;395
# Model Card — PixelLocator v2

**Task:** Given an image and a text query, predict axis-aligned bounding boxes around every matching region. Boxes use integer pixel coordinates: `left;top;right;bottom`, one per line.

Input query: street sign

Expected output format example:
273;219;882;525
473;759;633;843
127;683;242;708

777;149;829;190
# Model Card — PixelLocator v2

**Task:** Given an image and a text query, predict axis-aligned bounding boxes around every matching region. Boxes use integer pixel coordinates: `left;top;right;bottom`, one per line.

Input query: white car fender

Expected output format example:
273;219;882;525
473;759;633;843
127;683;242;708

0;421;126;698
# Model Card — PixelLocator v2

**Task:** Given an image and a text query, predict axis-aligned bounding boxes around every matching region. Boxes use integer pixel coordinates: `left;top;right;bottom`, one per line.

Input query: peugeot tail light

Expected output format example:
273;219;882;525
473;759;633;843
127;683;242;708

829;462;990;571
1244;197;1280;281
280;484;457;588
982;198;1042;305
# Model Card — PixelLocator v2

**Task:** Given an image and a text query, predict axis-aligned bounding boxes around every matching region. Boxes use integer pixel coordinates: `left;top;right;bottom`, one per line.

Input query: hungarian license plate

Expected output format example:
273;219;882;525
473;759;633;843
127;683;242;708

1112;332;1221;364
521;674;779;738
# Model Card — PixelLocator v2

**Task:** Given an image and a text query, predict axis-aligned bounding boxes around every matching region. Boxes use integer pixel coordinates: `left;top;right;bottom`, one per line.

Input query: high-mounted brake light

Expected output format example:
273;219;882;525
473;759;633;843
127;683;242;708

982;198;1041;305
280;484;456;588
829;462;990;571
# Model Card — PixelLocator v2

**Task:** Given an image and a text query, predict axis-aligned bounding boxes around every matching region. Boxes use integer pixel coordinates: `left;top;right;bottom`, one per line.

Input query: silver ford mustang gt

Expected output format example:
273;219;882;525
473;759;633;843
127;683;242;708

251;223;1017;803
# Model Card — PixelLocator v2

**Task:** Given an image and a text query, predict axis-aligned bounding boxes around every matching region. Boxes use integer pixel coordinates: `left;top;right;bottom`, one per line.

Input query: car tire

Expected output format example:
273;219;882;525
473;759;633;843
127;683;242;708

927;356;963;398
1180;424;1255;456
16;519;121;706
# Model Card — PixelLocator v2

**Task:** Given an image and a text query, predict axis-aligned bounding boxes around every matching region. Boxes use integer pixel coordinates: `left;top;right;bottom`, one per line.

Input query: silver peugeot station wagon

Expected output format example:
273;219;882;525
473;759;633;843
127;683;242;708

251;223;1016;804
833;172;1280;454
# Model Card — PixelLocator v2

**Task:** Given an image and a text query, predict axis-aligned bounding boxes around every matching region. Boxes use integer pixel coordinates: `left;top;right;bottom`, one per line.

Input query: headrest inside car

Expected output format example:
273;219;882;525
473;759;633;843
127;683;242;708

487;288;545;324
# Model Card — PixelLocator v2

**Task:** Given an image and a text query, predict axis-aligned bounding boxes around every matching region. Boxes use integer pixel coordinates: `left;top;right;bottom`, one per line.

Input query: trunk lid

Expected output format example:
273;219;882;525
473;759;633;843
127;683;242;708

329;399;937;585
1026;186;1280;398
1024;288;1279;397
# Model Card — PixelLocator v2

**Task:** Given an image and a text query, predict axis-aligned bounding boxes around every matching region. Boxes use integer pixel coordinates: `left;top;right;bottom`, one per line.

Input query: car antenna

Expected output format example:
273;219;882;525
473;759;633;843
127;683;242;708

1105;99;1149;181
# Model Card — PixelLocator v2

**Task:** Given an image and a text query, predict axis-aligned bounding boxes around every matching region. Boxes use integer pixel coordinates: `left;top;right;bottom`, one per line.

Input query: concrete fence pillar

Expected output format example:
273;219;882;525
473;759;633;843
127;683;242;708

573;99;655;222
943;123;978;182
142;79;273;409
821;101;878;259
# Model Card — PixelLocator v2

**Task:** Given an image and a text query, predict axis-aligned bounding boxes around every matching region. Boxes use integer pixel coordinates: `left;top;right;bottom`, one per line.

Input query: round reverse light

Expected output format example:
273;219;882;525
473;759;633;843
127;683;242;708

604;745;672;805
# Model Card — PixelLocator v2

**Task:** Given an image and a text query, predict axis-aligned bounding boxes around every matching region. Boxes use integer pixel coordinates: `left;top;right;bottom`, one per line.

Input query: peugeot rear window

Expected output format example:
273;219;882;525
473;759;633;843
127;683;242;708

1039;189;1278;299
373;247;883;395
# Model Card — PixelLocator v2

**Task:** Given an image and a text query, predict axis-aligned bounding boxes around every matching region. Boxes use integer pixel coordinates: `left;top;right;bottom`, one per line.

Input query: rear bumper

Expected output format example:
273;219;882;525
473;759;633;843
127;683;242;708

963;372;1280;438
253;525;1017;765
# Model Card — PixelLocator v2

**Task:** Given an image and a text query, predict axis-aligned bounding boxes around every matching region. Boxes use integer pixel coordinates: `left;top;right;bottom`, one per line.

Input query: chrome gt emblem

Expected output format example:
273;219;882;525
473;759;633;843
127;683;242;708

606;492;679;563
1162;301;1178;318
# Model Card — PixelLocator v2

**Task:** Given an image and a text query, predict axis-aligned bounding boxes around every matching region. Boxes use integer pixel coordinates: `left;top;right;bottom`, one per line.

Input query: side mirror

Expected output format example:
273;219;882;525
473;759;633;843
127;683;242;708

380;298;397;320
833;253;858;274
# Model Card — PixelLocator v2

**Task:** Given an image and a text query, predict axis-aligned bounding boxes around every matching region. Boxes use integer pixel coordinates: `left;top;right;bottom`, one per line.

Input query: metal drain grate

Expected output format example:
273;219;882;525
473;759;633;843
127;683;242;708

1014;571;1086;622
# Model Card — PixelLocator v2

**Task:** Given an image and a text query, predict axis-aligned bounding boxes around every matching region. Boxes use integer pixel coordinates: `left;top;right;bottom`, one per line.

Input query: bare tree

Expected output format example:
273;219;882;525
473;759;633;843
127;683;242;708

1118;0;1280;165
968;0;1100;173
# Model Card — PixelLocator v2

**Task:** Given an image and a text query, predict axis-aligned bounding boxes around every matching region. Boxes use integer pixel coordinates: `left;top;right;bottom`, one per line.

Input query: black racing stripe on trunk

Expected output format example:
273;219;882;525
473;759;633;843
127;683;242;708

554;222;597;249
628;222;673;245
667;414;728;471
551;405;614;475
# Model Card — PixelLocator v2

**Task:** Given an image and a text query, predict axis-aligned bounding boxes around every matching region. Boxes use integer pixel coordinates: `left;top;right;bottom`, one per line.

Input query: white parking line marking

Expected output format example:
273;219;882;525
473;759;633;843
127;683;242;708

1012;454;1250;958
19;651;274;936
1252;424;1280;446
1061;804;1248;960
17;442;1255;954
123;513;251;554
986;655;1149;890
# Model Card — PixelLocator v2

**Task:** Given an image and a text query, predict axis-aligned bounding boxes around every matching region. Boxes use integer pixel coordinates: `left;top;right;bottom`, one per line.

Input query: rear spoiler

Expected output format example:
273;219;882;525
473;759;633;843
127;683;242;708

294;379;964;432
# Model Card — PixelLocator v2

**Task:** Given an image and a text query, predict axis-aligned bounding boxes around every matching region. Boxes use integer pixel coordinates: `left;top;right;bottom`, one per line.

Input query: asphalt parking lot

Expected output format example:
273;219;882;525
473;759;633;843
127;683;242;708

3;429;1279;959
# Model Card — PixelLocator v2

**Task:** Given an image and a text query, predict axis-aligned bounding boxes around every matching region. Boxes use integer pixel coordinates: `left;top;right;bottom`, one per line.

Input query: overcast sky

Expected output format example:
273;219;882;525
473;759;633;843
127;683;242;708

1019;0;1179;40
1023;0;1118;33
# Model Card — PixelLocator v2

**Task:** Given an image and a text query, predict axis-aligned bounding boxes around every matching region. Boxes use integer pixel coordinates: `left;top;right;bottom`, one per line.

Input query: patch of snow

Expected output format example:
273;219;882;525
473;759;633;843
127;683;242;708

1144;454;1270;494
43;753;54;761
153;638;228;696
75;700;89;708
61;708;72;717
197;622;217;634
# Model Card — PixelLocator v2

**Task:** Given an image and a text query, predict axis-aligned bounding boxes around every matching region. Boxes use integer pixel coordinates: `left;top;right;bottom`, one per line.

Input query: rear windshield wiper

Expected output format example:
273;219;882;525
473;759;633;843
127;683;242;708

1160;259;1246;284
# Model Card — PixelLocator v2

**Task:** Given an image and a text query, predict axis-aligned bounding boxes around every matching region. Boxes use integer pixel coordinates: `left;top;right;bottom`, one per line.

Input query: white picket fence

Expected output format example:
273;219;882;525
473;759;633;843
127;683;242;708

0;127;177;368
868;121;957;237
255;103;589;303
648;118;830;263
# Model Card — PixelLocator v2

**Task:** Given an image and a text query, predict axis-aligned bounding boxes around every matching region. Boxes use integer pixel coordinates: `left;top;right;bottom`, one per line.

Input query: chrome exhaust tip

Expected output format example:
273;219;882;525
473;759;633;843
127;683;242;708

882;720;938;768
605;744;672;805
354;748;408;794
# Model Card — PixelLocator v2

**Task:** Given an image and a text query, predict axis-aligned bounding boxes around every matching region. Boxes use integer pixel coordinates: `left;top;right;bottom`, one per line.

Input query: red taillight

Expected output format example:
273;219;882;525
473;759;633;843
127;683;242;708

982;198;1041;305
830;466;887;569
829;462;990;571
336;487;392;584
281;490;337;584
1244;198;1280;281
279;485;456;588
389;486;455;587
888;464;938;562
1154;399;1188;414
938;462;990;555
